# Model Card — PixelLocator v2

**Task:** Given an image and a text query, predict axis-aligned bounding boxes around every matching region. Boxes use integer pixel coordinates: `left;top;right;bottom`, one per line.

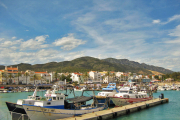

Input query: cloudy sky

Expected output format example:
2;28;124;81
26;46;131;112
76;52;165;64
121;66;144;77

0;0;180;71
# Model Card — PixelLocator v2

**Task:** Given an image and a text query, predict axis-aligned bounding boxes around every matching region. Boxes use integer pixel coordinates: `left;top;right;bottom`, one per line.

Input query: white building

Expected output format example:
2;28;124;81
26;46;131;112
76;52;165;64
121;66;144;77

89;71;101;83
71;73;82;84
116;72;124;77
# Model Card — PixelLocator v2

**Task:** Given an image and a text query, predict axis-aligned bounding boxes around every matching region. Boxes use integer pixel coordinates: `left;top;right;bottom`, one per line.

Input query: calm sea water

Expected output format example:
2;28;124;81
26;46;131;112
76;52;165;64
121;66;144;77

0;90;179;120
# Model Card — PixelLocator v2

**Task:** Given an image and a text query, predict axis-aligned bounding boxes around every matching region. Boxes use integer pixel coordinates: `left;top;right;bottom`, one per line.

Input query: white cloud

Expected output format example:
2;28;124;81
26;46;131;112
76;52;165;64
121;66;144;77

76;13;96;24
0;38;4;41
0;2;7;9
53;34;86;50
165;25;180;44
20;35;49;50
168;25;180;37
168;15;180;23
152;19;160;24
0;41;15;47
161;14;180;24
64;51;85;60
12;36;16;39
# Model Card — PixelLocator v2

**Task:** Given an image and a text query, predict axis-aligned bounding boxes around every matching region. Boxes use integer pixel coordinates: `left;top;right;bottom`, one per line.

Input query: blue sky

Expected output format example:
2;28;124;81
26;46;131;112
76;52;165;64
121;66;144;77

0;0;180;72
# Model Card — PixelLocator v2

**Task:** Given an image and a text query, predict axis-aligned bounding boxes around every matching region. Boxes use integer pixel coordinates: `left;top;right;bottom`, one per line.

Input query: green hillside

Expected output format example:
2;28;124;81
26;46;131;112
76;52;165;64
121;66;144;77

1;56;173;75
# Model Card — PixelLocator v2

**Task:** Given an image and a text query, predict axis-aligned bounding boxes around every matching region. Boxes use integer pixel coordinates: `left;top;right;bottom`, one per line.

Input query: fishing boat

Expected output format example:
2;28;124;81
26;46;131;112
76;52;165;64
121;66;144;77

6;87;42;114
23;93;107;120
96;83;118;106
109;87;152;107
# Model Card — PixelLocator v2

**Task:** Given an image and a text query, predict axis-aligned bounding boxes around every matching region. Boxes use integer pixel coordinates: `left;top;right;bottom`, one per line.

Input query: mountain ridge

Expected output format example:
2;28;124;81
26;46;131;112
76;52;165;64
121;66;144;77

0;56;173;74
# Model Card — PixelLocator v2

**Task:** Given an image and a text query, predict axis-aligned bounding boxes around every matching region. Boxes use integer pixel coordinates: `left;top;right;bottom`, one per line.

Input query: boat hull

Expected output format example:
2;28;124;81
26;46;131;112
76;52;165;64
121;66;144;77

110;97;152;106
23;105;105;120
6;102;26;114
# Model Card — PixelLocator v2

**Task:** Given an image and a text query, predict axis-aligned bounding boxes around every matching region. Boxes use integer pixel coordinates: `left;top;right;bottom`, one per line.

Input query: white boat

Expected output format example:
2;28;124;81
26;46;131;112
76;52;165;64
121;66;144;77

74;86;86;91
23;103;105;120
23;94;107;120
96;83;118;106
24;87;30;92
110;87;152;107
6;87;42;114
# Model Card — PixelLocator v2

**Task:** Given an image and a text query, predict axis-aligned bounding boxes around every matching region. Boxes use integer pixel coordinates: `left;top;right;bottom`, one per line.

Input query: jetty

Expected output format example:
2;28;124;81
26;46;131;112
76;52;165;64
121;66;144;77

57;98;169;120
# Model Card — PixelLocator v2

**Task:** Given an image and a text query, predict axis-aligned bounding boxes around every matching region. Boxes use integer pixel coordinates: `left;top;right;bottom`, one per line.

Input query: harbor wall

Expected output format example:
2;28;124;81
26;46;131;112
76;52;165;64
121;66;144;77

58;98;169;120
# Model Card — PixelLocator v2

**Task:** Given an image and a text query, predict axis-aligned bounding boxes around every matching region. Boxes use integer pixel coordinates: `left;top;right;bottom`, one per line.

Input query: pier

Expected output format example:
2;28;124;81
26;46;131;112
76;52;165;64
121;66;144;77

58;98;169;120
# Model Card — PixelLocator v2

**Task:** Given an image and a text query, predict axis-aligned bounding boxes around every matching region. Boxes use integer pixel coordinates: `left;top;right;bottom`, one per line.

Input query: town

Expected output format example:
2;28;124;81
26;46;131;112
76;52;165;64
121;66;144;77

0;66;172;86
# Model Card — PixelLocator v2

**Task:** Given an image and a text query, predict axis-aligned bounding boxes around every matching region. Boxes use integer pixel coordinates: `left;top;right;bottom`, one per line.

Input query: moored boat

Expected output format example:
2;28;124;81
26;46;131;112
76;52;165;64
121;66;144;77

110;87;152;107
96;83;118;106
23;95;107;120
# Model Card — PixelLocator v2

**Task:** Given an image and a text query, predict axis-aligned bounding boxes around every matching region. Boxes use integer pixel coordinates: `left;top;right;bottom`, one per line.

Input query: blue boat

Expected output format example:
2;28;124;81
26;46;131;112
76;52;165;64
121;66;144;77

96;83;119;106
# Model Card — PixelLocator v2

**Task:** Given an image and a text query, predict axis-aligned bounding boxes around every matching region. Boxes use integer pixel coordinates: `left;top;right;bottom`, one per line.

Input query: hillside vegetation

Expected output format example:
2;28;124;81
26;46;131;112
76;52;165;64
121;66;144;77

0;56;173;75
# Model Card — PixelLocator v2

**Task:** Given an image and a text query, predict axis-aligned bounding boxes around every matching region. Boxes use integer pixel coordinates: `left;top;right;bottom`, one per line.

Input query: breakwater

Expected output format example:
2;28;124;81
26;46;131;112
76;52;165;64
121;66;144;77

58;98;169;120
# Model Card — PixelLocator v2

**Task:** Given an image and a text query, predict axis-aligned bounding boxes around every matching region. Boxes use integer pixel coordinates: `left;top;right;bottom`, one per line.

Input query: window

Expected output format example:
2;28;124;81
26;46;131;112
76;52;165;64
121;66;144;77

53;97;56;100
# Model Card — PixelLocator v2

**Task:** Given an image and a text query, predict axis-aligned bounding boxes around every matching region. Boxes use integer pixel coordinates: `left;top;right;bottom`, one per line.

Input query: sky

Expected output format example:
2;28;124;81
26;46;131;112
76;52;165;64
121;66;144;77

0;0;180;72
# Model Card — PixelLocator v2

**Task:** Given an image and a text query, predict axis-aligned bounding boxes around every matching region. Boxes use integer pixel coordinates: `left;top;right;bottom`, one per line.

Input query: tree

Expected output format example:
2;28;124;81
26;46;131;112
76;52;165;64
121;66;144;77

154;75;159;80
33;74;36;85
25;72;29;85
9;73;12;85
66;74;72;82
73;81;78;86
83;72;89;84
17;72;21;85
54;71;58;81
105;71;111;83
112;72;115;83
2;73;8;85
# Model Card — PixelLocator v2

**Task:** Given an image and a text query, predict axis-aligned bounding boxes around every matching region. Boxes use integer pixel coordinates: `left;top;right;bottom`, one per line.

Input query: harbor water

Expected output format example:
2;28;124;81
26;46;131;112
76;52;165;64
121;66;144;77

0;90;179;120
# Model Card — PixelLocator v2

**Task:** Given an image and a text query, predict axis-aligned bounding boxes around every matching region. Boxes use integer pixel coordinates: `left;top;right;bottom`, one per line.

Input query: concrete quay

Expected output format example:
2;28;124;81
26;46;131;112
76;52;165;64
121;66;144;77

57;98;169;120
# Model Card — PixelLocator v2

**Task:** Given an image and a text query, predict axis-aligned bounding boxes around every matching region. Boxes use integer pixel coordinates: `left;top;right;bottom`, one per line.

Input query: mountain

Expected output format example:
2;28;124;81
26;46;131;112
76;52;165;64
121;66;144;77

102;58;173;74
1;56;173;74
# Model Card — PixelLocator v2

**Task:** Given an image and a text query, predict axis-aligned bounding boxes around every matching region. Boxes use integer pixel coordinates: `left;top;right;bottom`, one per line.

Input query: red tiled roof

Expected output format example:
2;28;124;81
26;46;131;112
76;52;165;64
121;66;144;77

35;72;47;74
7;71;18;73
7;67;18;70
74;73;82;75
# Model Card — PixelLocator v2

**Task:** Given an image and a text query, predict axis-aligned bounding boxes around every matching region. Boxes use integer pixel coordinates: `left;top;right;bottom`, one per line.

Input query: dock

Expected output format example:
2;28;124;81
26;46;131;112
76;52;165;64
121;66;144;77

57;98;169;120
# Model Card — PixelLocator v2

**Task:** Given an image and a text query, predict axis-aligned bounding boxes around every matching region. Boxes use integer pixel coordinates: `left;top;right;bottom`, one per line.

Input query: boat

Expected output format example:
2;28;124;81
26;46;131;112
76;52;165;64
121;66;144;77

96;83;118;106
23;93;107;120
74;86;87;91
6;86;68;115
109;87;152;107
6;87;42;114
24;87;30;92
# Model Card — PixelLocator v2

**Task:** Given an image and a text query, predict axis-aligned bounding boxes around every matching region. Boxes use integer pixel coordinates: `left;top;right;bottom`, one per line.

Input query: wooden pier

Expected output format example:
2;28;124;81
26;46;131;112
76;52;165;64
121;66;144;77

57;98;169;120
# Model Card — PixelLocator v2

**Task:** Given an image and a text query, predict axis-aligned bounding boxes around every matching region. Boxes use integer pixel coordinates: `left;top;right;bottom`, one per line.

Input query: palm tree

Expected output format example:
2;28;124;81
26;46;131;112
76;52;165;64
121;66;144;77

112;72;115;83
17;72;21;85
1;72;4;85
25;72;29;85
83;72;89;84
105;71;111;83
54;71;58;82
33;74;36;85
9;73;12;85
2;73;8;85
